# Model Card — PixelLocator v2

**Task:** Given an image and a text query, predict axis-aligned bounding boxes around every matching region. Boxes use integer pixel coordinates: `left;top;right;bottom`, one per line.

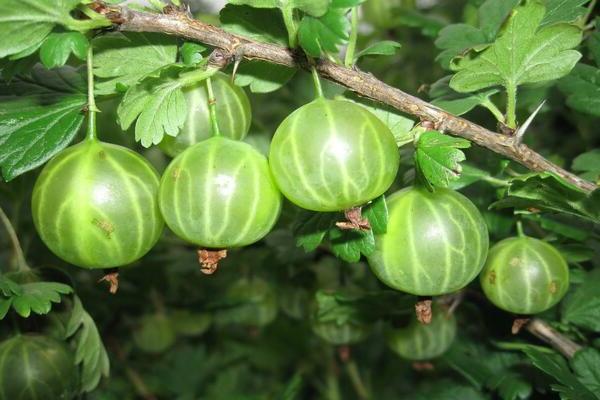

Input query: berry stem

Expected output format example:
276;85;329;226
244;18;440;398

0;206;30;272
311;66;324;99
516;220;525;237
205;76;222;137
281;6;298;48
344;7;359;68
86;44;99;141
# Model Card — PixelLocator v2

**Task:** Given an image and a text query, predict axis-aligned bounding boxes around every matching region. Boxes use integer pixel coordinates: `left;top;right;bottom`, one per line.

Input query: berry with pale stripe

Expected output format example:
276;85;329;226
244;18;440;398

269;98;400;212
159;136;282;248
480;236;569;314
160;73;251;157
0;335;78;400
368;187;489;296
32;140;164;269
312;320;371;345
386;307;457;360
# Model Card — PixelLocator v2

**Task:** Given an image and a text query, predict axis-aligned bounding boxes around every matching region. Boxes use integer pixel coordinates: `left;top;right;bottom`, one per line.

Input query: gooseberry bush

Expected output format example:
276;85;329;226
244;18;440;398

0;0;600;398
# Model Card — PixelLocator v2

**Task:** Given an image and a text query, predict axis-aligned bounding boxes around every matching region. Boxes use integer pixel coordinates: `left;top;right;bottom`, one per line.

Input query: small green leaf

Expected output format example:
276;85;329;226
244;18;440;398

362;195;387;235
180;42;206;66
294;211;336;251
415;130;471;188
541;0;590;26
571;348;600;394
558;64;600;117
298;5;349;58
355;40;401;61
329;227;375;263
221;4;289;45
93;32;178;95
227;0;331;17
450;2;582;93
562;270;600;331
234;61;296;93
572;149;600;182
10;282;72;318
39;32;89;69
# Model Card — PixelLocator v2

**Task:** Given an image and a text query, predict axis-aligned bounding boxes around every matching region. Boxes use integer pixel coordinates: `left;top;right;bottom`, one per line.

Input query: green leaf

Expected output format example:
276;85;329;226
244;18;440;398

448;163;492;190
298;4;349;58
277;373;303;400
572;149;600;182
10;282;72;318
562;270;600;331
589;19;600;66
227;0;331;17
450;2;582;93
313;290;368;325
558;64;600;117
0;275;23;297
234;61;296;93
39;32;88;69
220;4;289;45
93;32;178;95
541;0;590;26
355;40;402;61
571;348;600;394
329;227;375;263
294;211;336;251
0;65;86;181
430;76;500;117
415;130;471;188
66;296;110;393
180;42;206;66
522;347;598;400
490;173;600;224
0;0;84;59
0;298;11;320
117;66;189;147
362;195;388;235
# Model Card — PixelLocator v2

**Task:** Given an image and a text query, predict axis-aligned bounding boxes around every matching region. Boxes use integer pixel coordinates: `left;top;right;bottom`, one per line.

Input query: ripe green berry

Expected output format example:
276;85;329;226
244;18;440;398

480;236;569;314
269;98;400;212
368;187;489;296
215;278;278;327
32;140;164;269
169;310;212;337
160;73;251;157
159;136;282;248
133;314;176;354
312;320;371;345
0;335;78;400
386;307;457;360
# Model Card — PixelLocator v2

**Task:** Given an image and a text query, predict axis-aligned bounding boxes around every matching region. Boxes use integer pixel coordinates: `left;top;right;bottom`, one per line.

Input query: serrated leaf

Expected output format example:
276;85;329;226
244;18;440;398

571;348;600;394
234;60;296;93
227;0;331;17
298;7;349;57
180;42;206;66
294;211;336;251
0;298;11;319
589;19;600;66
93;32;178;95
0;65;86;181
40;32;88;69
562;270;600;331
66;296;110;393
490;172;600;224
313;289;368;325
10;281;72;318
0;275;23;297
450;2;582;93
221;4;289;45
541;0;590;26
362;195;387;234
0;0;83;59
430;75;500;117
329;227;375;263
522;347;598;400
558;64;600;117
415;130;471;188
355;40;401;61
117;66;189;147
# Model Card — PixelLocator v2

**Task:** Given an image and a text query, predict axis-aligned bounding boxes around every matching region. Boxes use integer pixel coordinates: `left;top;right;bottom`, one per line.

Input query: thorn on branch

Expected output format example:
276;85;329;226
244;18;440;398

197;249;227;274
513;100;546;145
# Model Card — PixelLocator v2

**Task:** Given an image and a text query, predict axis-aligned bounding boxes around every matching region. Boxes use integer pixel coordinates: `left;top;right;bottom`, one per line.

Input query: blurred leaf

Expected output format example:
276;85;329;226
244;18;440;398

329;227;375;262
227;0;330;17
294;211;336;251
430;76;500;117
589;19;600;66
220;4;289;45
277;373;303;400
541;0;590;26
355;40;402;61
180;42;206;66
448;163;491;190
450;2;582;93
572;149;600;182
234;60;296;93
558;64;600;117
93;32;178;95
571;348;600;394
562;270;600;331
39;32;88;69
0;275;22;297
415;130;471;188
298;0;352;57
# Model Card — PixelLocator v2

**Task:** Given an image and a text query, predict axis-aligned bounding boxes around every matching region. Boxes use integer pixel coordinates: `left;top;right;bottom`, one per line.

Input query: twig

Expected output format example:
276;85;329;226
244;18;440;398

89;2;597;193
525;318;582;358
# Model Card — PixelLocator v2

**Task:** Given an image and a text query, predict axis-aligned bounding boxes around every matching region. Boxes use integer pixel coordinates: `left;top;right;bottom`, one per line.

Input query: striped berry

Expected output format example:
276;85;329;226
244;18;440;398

480;236;569;314
32;140;164;269
269;98;400;212
368;186;489;296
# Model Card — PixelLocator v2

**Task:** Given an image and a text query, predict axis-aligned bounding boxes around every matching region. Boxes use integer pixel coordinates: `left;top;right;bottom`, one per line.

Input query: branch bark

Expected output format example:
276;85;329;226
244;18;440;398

92;2;597;193
525;318;582;358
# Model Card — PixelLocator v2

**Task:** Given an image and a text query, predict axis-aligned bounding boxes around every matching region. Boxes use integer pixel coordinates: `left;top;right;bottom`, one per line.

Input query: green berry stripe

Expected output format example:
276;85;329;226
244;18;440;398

386;309;457;361
0;335;78;400
312;320;371;345
368;187;489;296
32;140;164;269
159;137;281;248
160;72;251;157
269;98;400;212
480;237;569;315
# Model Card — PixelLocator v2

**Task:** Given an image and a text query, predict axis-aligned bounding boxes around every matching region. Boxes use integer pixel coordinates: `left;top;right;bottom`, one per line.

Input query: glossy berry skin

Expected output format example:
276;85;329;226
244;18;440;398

0;335;78;400
386;308;457;360
269;98;400;212
159;136;282;248
368;187;489;296
32;140;164;269
480;236;569;315
160;73;251;157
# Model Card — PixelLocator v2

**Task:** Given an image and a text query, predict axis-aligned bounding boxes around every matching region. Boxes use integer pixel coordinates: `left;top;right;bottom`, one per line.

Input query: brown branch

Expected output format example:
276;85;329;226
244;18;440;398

92;2;597;193
525;318;582;358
